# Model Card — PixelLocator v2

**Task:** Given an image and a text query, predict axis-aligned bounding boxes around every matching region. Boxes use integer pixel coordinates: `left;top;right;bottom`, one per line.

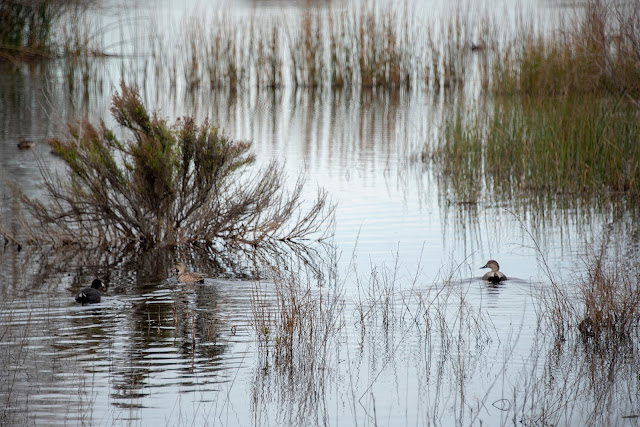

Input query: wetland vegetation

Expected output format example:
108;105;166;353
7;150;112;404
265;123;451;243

2;0;640;425
0;0;62;60
8;82;332;250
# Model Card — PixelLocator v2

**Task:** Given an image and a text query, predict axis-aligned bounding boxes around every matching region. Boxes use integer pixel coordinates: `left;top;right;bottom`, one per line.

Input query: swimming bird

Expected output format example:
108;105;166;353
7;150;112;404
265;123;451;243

75;279;104;304
470;42;486;51
173;262;204;283
481;260;507;282
17;137;34;150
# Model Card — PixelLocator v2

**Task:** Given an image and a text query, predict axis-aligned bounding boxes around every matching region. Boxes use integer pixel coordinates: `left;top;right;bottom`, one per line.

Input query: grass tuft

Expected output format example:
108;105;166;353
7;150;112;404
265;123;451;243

425;95;640;202
493;0;640;99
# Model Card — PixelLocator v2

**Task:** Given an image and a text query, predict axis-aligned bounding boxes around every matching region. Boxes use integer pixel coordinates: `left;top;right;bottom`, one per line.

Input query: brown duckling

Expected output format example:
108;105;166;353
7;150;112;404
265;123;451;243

481;260;507;283
173;262;204;283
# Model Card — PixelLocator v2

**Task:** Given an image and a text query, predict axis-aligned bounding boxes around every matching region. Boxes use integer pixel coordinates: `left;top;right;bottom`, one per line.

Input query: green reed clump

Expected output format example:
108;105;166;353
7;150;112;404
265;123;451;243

14;83;332;249
486;96;640;196
0;0;63;60
424;104;484;202
494;0;640;98
427;95;640;202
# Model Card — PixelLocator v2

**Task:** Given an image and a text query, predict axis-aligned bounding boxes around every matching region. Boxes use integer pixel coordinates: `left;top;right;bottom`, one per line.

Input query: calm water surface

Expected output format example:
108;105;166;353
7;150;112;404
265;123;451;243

1;1;639;426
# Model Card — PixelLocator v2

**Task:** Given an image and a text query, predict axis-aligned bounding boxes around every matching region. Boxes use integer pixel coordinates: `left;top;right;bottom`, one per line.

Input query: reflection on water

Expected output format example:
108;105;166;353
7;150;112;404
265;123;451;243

2;1;640;424
0;250;257;424
2;63;640;424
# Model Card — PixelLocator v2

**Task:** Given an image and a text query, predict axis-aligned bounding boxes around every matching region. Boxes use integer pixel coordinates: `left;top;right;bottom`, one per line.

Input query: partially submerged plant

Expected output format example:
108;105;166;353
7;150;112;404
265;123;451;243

536;234;640;346
425;95;640;204
492;0;640;100
250;249;344;415
15;83;333;249
0;0;63;61
576;248;640;343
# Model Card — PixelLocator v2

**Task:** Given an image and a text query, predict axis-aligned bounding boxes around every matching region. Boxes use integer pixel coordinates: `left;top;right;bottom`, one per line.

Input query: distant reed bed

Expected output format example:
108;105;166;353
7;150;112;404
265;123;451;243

0;0;111;62
161;0;640;95
0;0;62;60
6;0;639;101
492;0;640;99
425;0;640;203
144;0;640;99
160;5;420;90
147;2;490;91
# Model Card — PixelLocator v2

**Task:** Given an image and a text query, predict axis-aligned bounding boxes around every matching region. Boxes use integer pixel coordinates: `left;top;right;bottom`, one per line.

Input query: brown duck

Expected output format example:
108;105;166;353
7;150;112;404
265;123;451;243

480;260;507;283
17;137;34;150
173;262;205;283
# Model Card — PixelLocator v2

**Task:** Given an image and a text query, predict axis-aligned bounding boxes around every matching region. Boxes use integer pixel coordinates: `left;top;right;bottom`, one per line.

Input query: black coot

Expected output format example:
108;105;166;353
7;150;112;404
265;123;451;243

75;279;104;305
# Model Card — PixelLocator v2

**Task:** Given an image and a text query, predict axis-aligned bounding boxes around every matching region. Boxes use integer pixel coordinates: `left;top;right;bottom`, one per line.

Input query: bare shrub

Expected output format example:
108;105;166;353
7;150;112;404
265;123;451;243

13;83;333;249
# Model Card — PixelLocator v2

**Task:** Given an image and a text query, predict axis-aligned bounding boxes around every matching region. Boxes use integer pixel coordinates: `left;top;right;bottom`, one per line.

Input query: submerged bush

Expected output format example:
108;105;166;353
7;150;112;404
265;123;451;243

16;83;332;249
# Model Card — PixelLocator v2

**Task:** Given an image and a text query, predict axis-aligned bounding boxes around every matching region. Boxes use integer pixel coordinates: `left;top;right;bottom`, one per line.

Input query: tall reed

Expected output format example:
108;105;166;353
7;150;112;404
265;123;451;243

250;252;344;424
426;95;640;201
0;0;62;60
289;9;323;88
493;0;640;99
575;246;640;343
166;3;421;91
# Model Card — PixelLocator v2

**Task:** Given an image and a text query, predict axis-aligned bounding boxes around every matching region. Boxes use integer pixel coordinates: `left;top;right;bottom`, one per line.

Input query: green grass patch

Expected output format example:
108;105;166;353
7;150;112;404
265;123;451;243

493;1;640;98
0;0;62;60
426;95;640;202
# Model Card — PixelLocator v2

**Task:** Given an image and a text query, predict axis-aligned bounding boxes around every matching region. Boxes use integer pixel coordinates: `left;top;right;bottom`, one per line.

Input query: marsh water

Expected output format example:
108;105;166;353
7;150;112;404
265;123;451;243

2;1;640;426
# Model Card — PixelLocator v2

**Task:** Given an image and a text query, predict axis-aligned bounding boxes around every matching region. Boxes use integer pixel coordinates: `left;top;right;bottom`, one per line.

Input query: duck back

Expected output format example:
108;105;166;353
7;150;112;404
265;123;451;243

75;288;101;304
75;279;103;304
